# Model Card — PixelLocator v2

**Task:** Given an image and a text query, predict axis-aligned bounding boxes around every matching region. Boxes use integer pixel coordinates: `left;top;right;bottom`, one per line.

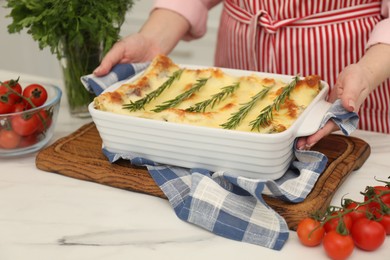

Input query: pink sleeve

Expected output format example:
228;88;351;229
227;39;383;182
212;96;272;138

153;0;222;40
366;0;390;48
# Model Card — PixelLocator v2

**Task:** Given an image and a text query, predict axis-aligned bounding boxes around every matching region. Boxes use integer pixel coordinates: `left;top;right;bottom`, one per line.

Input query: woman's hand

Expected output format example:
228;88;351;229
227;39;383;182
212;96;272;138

296;63;372;150
93;33;163;76
297;43;390;150
328;63;373;112
93;8;190;76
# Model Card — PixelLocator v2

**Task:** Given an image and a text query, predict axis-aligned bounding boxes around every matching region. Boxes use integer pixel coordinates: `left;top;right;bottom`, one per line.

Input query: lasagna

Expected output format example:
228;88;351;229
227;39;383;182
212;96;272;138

94;55;322;133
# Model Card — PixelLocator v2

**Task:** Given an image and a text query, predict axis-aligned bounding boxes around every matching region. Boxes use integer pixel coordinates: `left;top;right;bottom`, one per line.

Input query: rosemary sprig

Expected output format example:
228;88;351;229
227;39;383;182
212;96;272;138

250;75;300;131
122;69;184;111
152;77;210;113
186;82;240;112
220;86;271;129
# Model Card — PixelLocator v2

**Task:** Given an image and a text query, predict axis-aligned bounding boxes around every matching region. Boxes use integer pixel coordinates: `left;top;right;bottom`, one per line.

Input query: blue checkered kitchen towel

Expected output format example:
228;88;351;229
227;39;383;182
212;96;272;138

81;63;359;250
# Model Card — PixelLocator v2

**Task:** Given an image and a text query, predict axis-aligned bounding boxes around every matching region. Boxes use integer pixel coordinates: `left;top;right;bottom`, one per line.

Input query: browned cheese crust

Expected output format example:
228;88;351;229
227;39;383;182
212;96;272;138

94;55;322;133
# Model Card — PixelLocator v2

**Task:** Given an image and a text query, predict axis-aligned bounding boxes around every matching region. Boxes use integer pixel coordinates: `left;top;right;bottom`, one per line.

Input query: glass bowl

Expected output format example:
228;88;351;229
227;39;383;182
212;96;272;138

0;81;62;157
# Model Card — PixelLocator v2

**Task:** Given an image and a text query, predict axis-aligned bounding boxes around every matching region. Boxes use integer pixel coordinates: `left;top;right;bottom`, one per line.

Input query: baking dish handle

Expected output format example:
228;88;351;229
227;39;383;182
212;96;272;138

295;99;333;137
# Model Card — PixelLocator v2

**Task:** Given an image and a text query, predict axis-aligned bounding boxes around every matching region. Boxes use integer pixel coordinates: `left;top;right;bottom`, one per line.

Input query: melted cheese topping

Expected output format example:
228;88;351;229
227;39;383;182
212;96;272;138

94;55;322;133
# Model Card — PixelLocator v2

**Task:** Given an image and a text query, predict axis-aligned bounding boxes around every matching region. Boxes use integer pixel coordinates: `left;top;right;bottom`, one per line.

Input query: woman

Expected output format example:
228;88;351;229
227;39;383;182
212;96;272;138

94;0;390;149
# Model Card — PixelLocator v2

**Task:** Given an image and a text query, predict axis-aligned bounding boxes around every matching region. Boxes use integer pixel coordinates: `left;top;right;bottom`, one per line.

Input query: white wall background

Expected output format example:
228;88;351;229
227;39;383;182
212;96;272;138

0;1;222;81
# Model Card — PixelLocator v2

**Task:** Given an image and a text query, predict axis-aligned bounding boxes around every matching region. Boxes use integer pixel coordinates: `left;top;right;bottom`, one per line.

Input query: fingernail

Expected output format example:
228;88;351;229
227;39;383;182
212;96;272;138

298;144;310;151
93;67;100;74
305;142;317;150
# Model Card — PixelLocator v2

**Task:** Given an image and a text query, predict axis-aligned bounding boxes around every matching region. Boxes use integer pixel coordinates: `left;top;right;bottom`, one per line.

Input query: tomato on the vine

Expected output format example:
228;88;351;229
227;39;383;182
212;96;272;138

345;202;369;223
35;110;52;133
11;102;28;113
350;217;386;251
0;78;22;104
373;209;390;235
296;217;325;247
364;186;390;210
322;231;354;260
0;129;21;149
324;212;353;233
11;114;39;136
0;88;15;114
22;83;48;108
18;134;39;148
0;99;13;114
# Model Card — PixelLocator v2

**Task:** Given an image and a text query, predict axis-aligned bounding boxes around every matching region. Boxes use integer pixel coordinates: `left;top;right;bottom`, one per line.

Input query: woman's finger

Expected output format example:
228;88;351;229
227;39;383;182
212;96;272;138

93;41;127;76
296;121;338;150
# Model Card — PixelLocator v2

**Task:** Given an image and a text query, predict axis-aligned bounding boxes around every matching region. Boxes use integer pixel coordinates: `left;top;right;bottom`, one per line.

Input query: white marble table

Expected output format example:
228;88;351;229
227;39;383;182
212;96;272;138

1;69;389;260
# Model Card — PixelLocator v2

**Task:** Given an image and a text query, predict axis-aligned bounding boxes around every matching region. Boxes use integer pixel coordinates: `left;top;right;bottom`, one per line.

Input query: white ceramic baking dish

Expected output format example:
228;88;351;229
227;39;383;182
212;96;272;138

89;66;331;180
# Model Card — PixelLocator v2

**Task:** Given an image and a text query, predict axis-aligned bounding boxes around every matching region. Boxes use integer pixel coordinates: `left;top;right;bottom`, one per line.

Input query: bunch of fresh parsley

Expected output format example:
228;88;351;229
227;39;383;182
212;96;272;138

5;0;136;59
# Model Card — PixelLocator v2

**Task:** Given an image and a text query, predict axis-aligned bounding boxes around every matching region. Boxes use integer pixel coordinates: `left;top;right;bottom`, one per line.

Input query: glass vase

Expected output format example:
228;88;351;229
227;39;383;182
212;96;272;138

59;39;101;118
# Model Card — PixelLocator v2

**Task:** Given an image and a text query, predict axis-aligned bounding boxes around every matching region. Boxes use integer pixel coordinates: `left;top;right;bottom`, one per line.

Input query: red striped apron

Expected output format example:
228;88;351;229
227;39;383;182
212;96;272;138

215;0;390;133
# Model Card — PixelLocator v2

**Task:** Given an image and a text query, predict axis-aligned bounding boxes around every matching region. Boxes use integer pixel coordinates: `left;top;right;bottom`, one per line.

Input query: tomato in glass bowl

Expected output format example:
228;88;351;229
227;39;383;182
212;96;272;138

0;80;62;157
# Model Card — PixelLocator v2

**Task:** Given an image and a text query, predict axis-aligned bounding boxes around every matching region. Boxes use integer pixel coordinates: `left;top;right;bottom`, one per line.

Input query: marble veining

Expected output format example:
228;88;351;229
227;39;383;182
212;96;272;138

58;229;213;246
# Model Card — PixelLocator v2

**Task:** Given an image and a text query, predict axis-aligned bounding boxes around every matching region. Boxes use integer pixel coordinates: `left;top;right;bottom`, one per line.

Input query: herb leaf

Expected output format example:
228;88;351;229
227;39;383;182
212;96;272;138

152;77;209;113
220;86;271;130
186;82;240;112
123;69;184;111
250;75;300;131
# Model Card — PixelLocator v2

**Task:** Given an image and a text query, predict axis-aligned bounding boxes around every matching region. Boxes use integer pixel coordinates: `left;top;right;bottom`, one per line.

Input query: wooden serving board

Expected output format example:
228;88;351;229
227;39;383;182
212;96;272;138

36;122;371;230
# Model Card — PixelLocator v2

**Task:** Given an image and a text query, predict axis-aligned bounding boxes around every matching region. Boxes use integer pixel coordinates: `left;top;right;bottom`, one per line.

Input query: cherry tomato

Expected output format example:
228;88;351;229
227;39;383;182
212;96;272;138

377;214;390;235
0;99;13;114
322;231;354;260
373;209;390;235
296;217;325;247
0;88;14;114
0;78;22;104
11;102;28;113
0;129;21;149
350;217;386;251
324;212;353;233
35;110;52;133
364;186;390;210
18;133;38;148
345;202;369;223
22;84;48;108
11;114;39;136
